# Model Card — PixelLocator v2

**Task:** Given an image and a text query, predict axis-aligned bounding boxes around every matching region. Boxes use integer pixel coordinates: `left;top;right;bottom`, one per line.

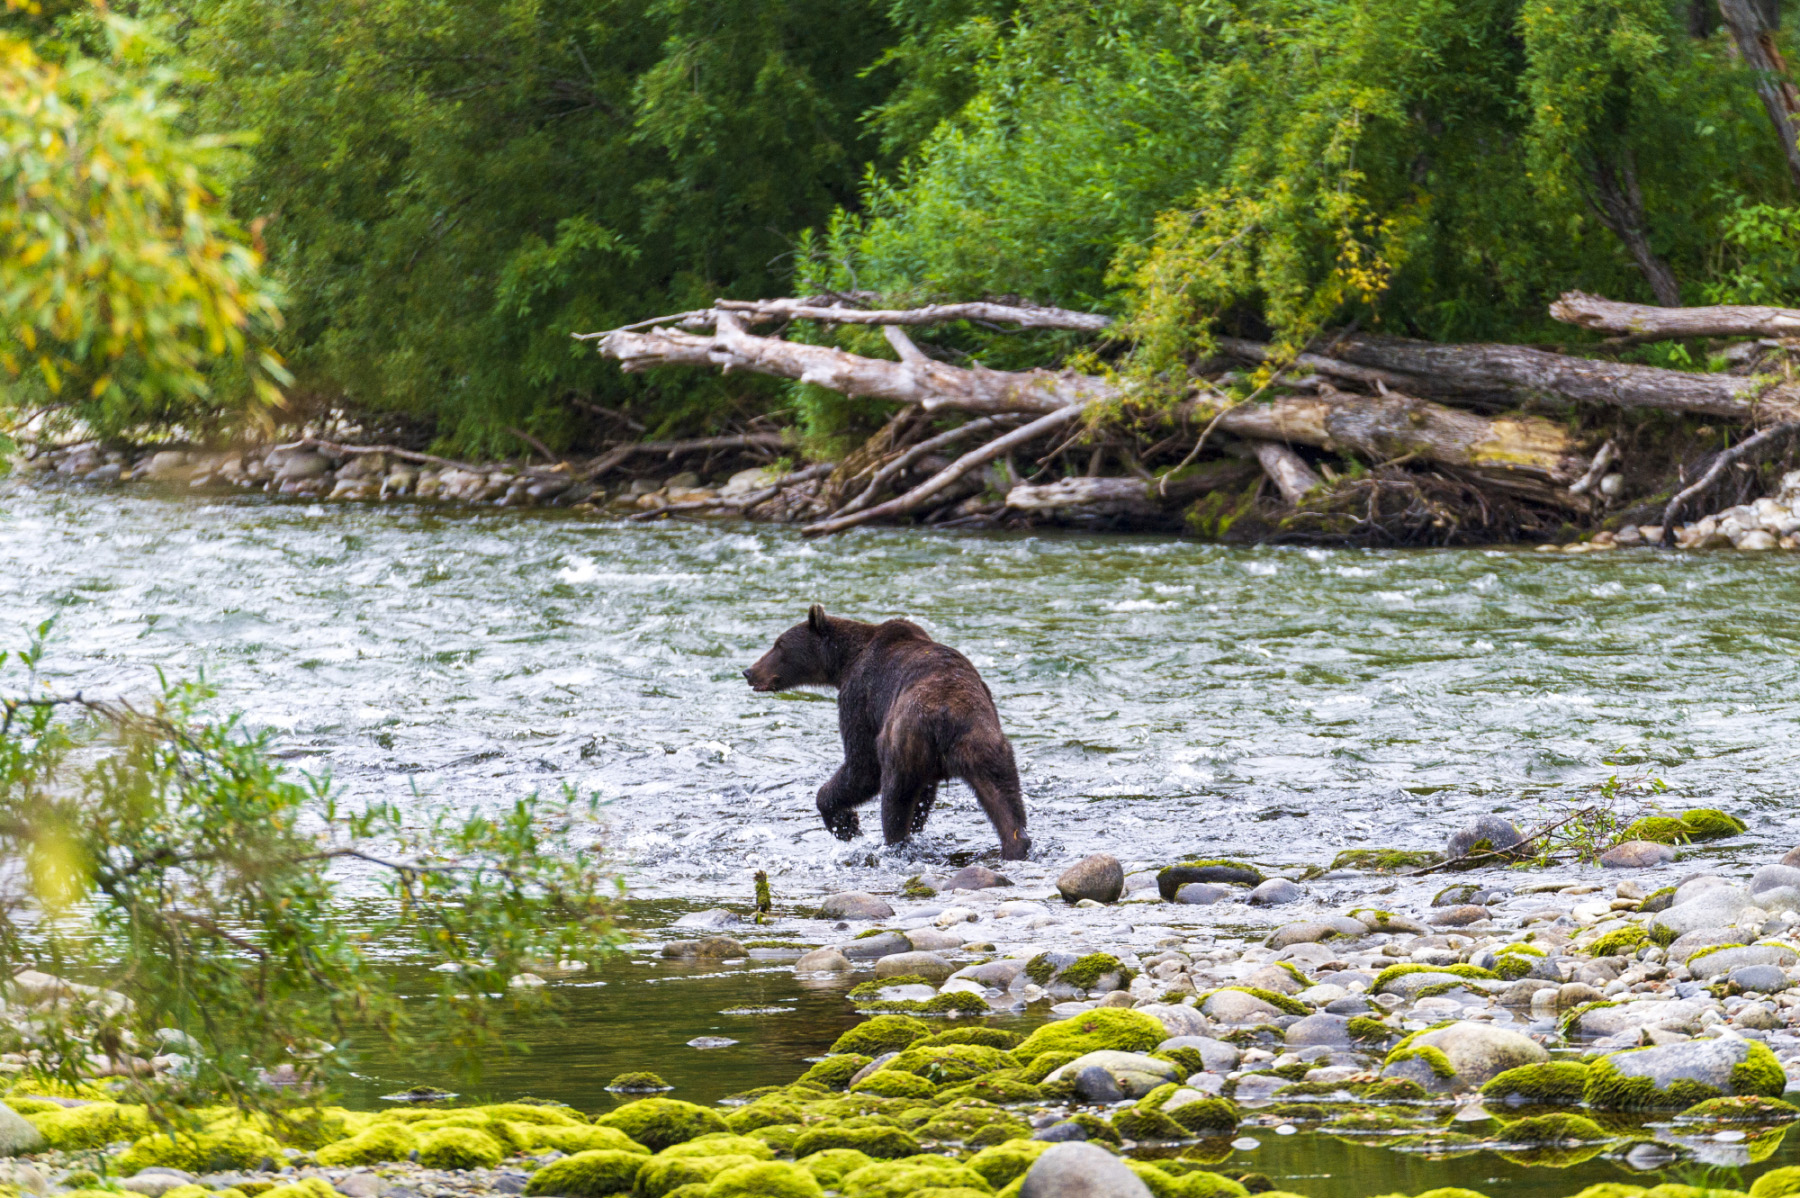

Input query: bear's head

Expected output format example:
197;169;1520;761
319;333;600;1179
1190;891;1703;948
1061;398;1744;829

744;605;841;691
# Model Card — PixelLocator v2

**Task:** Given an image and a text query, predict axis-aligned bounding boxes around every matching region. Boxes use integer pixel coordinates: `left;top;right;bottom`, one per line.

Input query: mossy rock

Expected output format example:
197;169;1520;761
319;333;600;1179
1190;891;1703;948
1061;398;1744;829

532;1125;651;1155
315;1123;420;1166
1168;1097;1240;1135
849;976;935;1000
790;1124;922;1160
523;1148;652;1196
117;1126;284;1174
417;1125;505;1170
1482;1061;1590;1105
659;1133;776;1160
1347;1017;1393;1044
1155;1047;1208;1076
1583;1054;1729;1110
632;1155;762;1198
796;1054;873;1091
606;1071;673;1093
1330;849;1442;873
1681;808;1747;840
1018;1050;1082;1084
1066;1112;1121;1145
1382;1044;1458;1080
1568;1186;1648;1198
261;1182;338;1198
478;1102;584;1126
1681;1095;1800;1122
702;1161;824;1198
1157;860;1264;900
724;1101;806;1134
1114;1106;1188;1141
850;1072;938;1100
1751;1166;1800;1198
25;1102;152;1150
796;1148;877;1188
1123;1161;1186;1198
840;1157;994;1198
917;1106;1029;1145
1639;886;1677;914
1175;1173;1251;1198
1012;1008;1165;1063
856;991;990;1016
1205;986;1310;1017
594;1099;731;1152
1622;816;1694;845
746;1123;803;1154
913;1028;1024;1051
829;1015;932;1057
1587;925;1649;957
935;1078;1044;1105
881;1044;1017;1085
1359;1078;1428;1101
1059;953;1133;989
1493;955;1536;981
1501;1113;1613;1142
1369;963;1498;993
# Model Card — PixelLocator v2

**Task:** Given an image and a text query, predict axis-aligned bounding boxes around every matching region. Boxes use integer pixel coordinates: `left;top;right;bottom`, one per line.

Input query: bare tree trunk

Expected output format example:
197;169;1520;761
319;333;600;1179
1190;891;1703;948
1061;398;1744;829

1550;289;1800;337
1224;335;1800;423
1719;0;1800;190
1582;149;1682;306
1251;442;1323;504
1006;461;1259;513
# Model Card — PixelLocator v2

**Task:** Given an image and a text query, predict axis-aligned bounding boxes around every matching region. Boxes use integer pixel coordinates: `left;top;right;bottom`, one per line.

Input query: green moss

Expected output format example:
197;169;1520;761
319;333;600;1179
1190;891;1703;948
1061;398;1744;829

1650;923;1679;946
1360;1079;1428;1101
1568;1187;1648;1198
703;1161;823;1198
1017;1051;1082;1084
1559;1000;1620;1037
1206;986;1309;1016
1583;1054;1725;1110
660;1134;776;1160
1681;808;1747;839
795;1054;873;1091
316;1123;421;1166
633;1155;762;1198
1011;1008;1165;1062
1732;1040;1789;1098
1346;1017;1392;1043
1639;886;1677;913
606;1071;672;1093
522;1148;648;1196
747;1124;803;1154
417;1126;504;1170
917;1104;1028;1144
1482;1062;1590;1105
1123;1161;1185;1198
1588;925;1649;957
789;1125;922;1160
857;992;989;1016
839;1158;993;1198
796;1148;876;1188
848;976;933;999
1682;1096;1800;1121
901;875;936;899
1060;953;1132;989
914;1028;1024;1051
1066;1112;1121;1145
1173;1173;1250;1198
1502;1113;1613;1142
966;1140;1051;1189
1413;981;1479;999
1155;1047;1207;1076
1368;962;1498;992
117;1126;284;1174
1167;1097;1240;1135
881;1044;1017;1084
1329;849;1440;873
1622;816;1694;845
1024;954;1058;985
1750;1166;1800;1198
1384;1045;1457;1080
1493;955;1536;980
724;1101;805;1134
26;1102;152;1149
849;1072;938;1100
594;1099;731;1152
1498;943;1547;958
1114;1106;1188;1141
829;1016;932;1057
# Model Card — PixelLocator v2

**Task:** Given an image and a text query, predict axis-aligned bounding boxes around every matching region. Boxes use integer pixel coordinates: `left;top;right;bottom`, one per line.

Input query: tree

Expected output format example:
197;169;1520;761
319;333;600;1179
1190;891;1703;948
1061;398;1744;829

0;625;619;1109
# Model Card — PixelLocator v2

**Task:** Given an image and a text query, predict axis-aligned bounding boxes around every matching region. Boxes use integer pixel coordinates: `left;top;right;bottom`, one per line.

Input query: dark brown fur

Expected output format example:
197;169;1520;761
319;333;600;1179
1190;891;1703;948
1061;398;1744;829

744;606;1030;859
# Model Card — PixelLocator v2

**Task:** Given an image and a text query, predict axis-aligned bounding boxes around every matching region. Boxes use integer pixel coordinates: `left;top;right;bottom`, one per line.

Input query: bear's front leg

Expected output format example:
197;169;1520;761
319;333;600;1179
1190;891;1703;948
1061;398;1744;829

816;761;877;841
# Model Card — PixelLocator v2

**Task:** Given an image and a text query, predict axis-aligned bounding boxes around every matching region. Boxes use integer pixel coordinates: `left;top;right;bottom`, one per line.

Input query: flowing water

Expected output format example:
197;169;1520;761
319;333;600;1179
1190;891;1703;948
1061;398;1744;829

7;483;1800;1195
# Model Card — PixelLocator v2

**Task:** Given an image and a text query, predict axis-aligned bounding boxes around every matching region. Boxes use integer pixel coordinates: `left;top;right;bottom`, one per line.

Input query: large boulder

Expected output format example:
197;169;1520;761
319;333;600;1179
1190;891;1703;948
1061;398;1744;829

794;948;852;972
834;932;915;960
1042;1051;1178;1099
1651;887;1752;939
1159;1035;1241;1073
1384;1021;1547;1092
1684;943;1799;979
1200;990;1285;1024
874;951;954;983
1570;997;1713;1038
1057;855;1125;904
1248;879;1303;906
819;892;895;920
1284;1015;1353;1048
1586;1038;1787;1108
1019;1141;1154;1198
0;1104;43;1156
1446;815;1524;861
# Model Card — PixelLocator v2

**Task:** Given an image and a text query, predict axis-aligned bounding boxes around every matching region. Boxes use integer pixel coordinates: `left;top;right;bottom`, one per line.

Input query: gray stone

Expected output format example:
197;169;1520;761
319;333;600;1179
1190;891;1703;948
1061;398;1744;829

951;960;1025;988
1427;905;1491;927
1390;1021;1547;1090
1325;996;1374;1015
1375;970;1474;999
1432;884;1480;908
490;1174;527;1197
1600;841;1676;868
1783;846;1800;869
1751;865;1800;897
1573;997;1713;1038
120;1176;196;1198
1229;1073;1288;1102
1158;1036;1240;1073
1593;1037;1786;1105
660;936;747;958
673;907;740;929
1174;883;1230;906
819;892;896;920
1284;1015;1353;1048
1268;922;1343;949
1156;864;1262;899
1200;989;1284;1023
1674;876;1734;905
1057;854;1125;904
1731;964;1791;994
0;1103;42;1157
1499;978;1559;1006
1446;815;1524;861
834;932;913;960
1352;911;1429;935
1683;944;1799;978
944;865;1012;891
1073;1065;1124;1104
337;1175;383;1198
1652;887;1751;938
1032;1120;1090;1143
794;947;852;972
905;928;964;952
874;951;953;982
273;451;331;482
1135;1003;1208;1039
1020;1141;1154;1198
1248;879;1303;906
1667;928;1754;960
848;1053;898;1087
1043;1050;1178;1099
1243;964;1305;995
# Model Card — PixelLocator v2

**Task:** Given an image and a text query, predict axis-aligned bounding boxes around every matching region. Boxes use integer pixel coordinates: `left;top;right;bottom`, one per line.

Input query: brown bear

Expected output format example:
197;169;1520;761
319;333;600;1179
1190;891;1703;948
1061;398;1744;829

744;606;1030;860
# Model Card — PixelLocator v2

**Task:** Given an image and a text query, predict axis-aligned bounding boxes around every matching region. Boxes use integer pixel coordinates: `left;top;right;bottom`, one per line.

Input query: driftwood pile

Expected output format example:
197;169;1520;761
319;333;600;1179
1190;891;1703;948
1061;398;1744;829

578;291;1800;545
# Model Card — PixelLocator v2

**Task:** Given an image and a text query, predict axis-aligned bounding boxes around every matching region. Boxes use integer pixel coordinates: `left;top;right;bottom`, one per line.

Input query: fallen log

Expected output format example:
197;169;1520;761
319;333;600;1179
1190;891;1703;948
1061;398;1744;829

1005;461;1258;514
1550;290;1800;340
1222;335;1800;423
833;414;1022;518
1657;422;1800;544
1252;442;1323;505
581;430;794;480
713;298;1113;332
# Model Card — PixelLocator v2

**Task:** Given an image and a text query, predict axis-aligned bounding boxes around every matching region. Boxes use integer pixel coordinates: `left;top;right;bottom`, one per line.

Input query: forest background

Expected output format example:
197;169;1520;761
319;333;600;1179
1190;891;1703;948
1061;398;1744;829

7;0;1800;460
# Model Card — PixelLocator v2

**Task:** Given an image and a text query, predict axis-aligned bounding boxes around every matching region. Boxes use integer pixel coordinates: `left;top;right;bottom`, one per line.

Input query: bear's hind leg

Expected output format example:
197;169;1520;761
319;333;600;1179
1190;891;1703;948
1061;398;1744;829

816;761;878;841
879;764;934;847
907;783;939;834
959;746;1030;860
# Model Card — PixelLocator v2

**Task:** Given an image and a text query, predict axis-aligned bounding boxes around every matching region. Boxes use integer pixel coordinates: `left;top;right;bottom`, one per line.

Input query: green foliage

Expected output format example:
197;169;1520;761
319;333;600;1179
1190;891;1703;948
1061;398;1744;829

0;629;619;1114
0;18;287;438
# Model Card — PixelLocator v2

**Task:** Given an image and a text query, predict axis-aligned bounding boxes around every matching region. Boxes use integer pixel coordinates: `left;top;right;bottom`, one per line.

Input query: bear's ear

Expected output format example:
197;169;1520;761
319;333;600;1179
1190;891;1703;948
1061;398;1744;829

808;604;829;634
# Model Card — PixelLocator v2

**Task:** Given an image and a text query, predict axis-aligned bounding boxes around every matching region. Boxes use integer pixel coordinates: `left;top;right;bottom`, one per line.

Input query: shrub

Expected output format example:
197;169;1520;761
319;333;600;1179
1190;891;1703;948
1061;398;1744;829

594;1099;730;1152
